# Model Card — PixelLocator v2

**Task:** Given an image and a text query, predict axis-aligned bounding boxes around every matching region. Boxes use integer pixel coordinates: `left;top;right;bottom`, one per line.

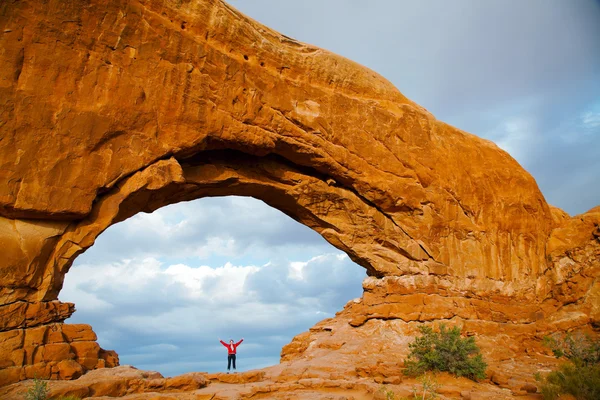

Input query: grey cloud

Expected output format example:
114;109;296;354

75;196;333;266
63;252;365;375
245;254;365;309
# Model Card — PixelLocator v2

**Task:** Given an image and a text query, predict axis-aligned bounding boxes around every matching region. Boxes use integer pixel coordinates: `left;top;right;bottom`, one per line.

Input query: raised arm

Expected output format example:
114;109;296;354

219;339;228;347
235;338;244;346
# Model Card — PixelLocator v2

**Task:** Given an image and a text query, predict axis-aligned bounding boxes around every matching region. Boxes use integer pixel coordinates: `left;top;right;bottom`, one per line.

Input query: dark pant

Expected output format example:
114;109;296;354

227;354;236;370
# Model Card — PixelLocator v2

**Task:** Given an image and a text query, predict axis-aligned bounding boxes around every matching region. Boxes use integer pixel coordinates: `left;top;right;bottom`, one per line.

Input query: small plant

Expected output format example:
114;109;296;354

378;385;397;400
24;378;49;400
412;373;440;400
535;332;600;400
403;324;487;380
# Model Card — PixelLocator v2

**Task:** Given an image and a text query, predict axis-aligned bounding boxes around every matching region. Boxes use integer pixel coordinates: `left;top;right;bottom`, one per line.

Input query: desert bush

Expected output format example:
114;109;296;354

536;363;600;400
403;324;486;380
24;378;49;400
536;332;600;400
543;332;600;367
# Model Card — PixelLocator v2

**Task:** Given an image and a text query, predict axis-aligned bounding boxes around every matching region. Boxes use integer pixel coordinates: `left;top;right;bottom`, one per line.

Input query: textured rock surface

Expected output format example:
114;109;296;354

0;323;118;388
0;366;209;399
0;0;598;395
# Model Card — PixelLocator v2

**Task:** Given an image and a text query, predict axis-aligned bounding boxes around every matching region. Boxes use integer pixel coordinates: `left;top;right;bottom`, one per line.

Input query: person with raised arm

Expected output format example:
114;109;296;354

219;338;244;373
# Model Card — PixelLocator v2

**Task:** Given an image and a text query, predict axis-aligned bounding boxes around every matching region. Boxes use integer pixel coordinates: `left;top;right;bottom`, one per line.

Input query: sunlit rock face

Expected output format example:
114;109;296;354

0;0;598;392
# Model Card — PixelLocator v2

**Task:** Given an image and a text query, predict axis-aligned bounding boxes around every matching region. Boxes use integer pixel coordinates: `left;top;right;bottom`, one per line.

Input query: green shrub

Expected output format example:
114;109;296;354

24;378;49;400
543;332;600;367
536;332;600;400
403;324;487;381
536;363;600;400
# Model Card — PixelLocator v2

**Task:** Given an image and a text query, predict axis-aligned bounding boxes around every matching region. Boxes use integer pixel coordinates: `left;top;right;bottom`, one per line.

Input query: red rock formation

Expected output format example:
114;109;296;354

0;323;118;386
0;0;598;395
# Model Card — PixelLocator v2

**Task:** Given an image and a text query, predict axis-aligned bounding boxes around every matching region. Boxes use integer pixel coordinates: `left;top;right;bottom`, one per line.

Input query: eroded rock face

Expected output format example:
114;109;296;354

0;0;598;390
0;323;118;386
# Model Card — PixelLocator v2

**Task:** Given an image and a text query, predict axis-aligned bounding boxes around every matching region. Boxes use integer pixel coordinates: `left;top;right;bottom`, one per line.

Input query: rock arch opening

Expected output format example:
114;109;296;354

59;195;366;375
7;147;405;381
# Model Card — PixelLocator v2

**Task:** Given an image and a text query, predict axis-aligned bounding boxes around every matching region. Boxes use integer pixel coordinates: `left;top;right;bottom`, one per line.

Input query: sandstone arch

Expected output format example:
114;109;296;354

1;0;599;388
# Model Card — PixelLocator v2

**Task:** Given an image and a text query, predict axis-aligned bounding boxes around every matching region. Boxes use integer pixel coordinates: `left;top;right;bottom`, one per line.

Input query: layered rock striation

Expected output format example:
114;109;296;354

0;0;598;391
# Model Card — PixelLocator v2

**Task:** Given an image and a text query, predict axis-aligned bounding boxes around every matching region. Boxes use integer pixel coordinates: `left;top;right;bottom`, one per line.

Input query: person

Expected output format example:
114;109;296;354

219;338;243;373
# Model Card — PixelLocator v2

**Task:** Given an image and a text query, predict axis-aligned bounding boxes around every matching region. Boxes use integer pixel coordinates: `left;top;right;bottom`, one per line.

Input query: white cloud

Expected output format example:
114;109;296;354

288;261;306;281
556;103;600;145
76;196;333;267
164;262;260;301
483;113;541;165
582;111;600;128
61;251;365;375
494;116;539;163
59;282;113;313
580;103;600;131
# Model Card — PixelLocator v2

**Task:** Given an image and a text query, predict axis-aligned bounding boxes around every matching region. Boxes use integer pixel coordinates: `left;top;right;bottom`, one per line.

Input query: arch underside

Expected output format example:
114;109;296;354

0;147;590;331
0;146;548;313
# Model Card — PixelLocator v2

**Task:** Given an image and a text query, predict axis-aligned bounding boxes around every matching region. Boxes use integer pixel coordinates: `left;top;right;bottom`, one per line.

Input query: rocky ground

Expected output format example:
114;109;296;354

1;307;565;400
0;363;546;400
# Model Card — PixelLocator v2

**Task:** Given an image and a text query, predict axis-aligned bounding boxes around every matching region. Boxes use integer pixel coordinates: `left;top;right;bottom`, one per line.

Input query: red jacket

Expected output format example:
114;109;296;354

220;339;243;354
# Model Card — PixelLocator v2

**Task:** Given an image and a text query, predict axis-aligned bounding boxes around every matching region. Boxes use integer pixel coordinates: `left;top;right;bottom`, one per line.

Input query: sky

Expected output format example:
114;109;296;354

60;1;600;377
